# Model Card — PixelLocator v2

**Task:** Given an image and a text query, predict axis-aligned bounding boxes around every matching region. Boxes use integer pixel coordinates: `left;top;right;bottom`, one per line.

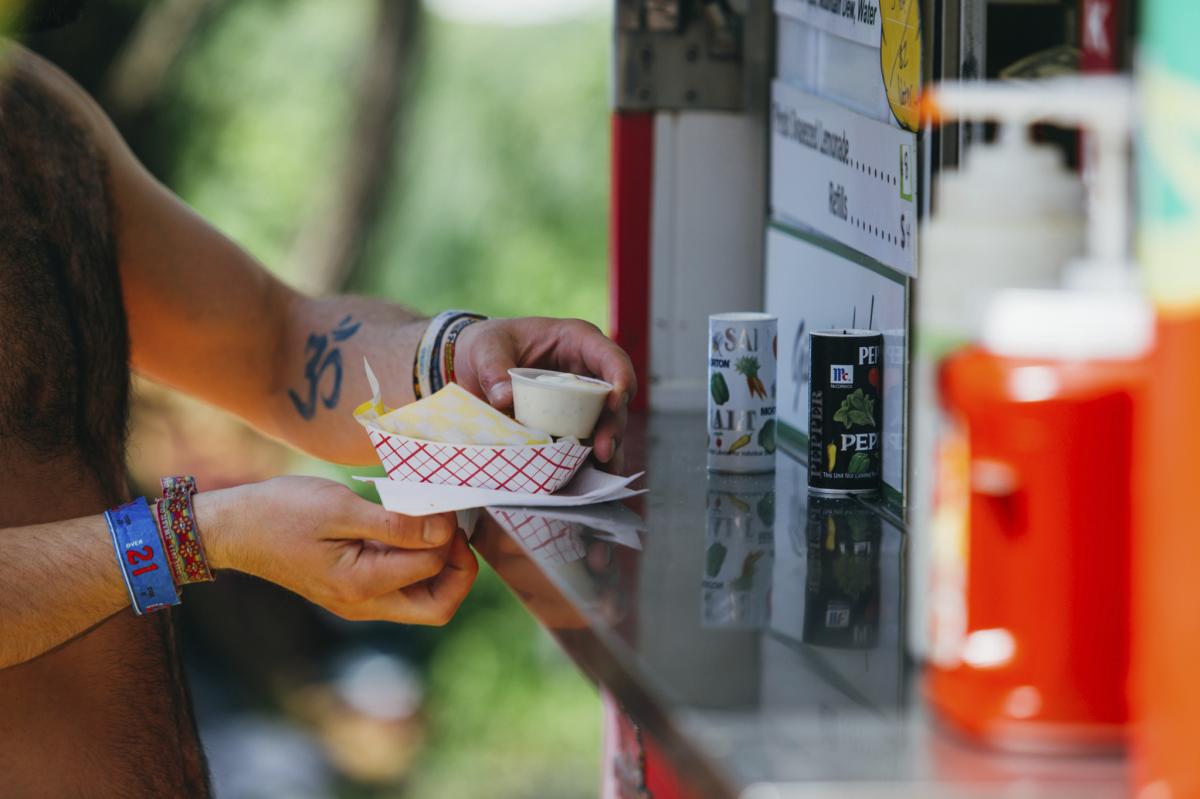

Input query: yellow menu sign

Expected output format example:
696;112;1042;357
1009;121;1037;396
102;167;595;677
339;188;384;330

880;0;922;132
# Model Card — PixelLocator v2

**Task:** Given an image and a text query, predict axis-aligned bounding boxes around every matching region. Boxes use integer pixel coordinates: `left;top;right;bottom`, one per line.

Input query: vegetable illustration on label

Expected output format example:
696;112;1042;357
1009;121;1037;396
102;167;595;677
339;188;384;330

710;372;730;405
728;434;752;454
706;542;728;578
756;493;775;528
827;443;837;471
847;451;872;474
833;551;873;600
758;419;776;454
735;356;768;400
833;389;876;428
731;551;764;591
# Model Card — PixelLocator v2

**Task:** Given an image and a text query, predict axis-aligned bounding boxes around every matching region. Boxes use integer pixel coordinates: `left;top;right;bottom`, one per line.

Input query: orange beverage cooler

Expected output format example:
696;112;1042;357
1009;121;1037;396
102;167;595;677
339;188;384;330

1133;318;1200;797
1135;0;1200;794
925;338;1143;752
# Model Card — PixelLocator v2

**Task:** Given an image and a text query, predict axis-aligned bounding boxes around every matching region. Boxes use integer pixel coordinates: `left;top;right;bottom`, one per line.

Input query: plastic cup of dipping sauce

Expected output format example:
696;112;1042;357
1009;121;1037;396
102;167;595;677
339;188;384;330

509;368;612;439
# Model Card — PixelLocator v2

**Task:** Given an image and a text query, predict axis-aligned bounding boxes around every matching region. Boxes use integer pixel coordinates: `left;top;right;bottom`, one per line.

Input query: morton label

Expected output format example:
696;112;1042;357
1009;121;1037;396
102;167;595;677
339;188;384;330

808;329;883;495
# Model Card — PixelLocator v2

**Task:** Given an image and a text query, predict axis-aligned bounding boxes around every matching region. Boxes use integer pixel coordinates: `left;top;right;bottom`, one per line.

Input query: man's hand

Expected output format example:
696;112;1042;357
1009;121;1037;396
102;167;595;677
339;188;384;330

196;477;477;626
454;317;637;466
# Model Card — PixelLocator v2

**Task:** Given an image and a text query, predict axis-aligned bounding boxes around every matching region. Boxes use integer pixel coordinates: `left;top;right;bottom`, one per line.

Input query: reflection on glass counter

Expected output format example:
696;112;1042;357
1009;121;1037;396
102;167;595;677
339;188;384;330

473;503;644;632
476;429;908;724
702;473;776;630
489;507;589;566
801;497;882;650
764;453;907;719
469;413;1126;798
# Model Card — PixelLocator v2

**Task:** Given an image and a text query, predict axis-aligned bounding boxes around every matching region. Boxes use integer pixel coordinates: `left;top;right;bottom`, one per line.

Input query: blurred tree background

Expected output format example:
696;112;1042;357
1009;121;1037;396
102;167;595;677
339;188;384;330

22;1;610;796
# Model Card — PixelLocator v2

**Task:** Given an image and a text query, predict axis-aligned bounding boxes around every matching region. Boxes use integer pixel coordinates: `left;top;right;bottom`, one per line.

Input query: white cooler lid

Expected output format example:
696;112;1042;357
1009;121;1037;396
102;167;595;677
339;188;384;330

982;287;1154;361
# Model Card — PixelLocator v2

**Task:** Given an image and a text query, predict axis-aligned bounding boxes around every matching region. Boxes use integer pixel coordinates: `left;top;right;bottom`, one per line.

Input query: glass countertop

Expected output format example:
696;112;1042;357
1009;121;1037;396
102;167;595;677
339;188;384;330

469;412;1127;799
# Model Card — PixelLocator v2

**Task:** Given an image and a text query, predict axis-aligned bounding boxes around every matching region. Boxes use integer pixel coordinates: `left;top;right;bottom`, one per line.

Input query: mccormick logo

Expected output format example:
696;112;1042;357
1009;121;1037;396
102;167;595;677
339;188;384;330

830;365;854;386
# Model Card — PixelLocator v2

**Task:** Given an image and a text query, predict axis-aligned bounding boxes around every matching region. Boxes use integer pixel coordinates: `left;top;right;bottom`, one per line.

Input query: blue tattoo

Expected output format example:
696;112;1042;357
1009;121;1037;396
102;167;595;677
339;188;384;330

331;315;361;342
288;315;363;420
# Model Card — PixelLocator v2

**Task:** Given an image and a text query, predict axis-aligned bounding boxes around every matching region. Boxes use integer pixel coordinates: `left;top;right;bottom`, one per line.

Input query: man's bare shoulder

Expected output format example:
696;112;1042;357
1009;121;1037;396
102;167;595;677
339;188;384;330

0;42;137;173
0;39;134;502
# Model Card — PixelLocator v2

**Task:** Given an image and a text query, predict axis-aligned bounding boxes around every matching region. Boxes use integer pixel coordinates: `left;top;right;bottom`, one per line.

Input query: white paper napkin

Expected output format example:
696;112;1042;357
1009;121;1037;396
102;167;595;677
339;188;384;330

356;465;646;516
486;502;646;550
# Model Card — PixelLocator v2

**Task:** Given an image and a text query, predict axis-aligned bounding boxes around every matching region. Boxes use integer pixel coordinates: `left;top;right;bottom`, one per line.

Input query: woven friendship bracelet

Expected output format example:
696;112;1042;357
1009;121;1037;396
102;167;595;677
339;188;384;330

156;476;214;585
412;310;486;398
153;499;183;587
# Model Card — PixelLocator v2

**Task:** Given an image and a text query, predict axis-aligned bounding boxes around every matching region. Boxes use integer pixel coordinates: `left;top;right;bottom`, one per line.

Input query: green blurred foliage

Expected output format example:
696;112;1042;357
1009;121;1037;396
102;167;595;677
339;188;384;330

160;1;610;327
161;0;369;280
156;3;609;797
355;15;611;326
404;564;600;799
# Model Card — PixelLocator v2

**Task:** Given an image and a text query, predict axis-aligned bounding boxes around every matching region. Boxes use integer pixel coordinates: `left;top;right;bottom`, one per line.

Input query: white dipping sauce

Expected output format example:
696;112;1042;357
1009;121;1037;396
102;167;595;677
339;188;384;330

535;374;591;386
509;368;611;439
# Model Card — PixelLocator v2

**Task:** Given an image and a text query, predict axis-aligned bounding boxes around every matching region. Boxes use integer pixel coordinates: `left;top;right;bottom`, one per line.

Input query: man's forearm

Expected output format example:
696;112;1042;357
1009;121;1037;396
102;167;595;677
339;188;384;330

0;516;130;669
0;489;244;669
0;478;474;669
265;294;429;465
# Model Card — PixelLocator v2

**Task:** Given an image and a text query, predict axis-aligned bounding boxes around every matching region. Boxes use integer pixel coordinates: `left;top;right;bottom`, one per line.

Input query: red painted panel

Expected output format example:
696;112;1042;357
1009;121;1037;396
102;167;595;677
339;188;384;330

1081;0;1121;73
610;112;655;412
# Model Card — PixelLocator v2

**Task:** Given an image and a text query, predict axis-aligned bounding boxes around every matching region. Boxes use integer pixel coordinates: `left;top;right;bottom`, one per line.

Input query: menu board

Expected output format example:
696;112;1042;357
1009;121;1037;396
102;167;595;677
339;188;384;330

777;0;921;131
770;81;918;275
776;0;882;49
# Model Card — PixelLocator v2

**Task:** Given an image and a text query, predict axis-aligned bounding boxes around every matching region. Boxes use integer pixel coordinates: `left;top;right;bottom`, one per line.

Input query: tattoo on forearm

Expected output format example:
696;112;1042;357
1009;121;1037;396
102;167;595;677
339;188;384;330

288;315;362;420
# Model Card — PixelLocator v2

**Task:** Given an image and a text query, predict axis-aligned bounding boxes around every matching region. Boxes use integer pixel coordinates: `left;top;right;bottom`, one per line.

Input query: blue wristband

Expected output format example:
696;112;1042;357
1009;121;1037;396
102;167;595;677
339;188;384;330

105;497;181;615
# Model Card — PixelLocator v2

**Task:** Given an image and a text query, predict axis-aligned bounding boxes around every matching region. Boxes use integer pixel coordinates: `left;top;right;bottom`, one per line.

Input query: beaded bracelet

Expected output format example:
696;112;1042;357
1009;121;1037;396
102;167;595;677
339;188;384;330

106;497;181;615
438;314;481;388
155;475;214;586
413;310;487;398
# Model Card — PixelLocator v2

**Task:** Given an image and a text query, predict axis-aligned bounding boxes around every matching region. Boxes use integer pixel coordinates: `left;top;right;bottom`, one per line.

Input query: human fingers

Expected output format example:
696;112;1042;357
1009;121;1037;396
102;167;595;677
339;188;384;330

563;320;637;413
338;541;452;601
461;322;518;409
592;402;628;465
335;493;456;549
360;531;478;626
608;440;625;475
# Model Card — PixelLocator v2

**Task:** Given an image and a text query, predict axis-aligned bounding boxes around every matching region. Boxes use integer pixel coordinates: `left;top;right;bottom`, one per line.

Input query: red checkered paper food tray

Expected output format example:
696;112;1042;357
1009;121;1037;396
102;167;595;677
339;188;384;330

368;427;592;494
488;509;586;565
